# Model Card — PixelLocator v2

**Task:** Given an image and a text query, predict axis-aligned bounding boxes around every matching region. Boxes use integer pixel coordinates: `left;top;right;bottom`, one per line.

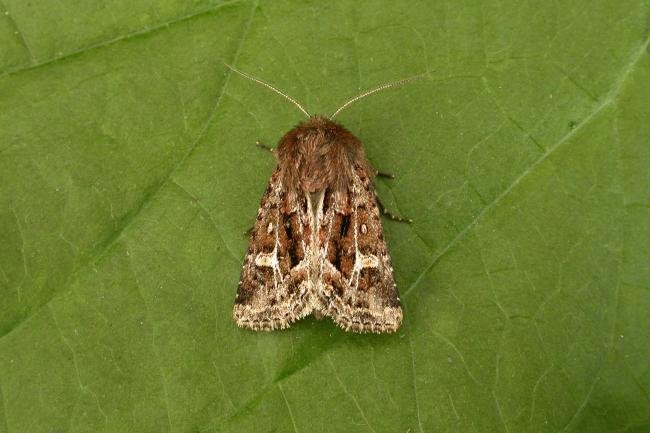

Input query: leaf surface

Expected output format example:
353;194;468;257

1;1;649;432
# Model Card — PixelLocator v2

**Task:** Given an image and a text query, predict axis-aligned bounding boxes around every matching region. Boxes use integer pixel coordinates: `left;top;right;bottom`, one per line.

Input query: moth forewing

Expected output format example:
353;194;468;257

233;169;314;331
320;166;402;333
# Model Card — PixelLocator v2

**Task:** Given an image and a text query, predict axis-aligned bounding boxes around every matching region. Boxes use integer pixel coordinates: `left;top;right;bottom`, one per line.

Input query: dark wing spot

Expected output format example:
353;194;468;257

333;214;352;271
283;216;301;268
354;300;370;309
340;215;351;238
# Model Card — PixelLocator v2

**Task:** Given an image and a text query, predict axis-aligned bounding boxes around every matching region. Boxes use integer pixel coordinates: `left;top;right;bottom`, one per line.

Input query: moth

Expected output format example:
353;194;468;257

229;65;420;333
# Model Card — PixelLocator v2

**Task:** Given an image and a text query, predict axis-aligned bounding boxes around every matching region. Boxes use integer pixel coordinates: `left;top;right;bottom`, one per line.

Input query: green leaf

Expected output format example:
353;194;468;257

1;0;648;432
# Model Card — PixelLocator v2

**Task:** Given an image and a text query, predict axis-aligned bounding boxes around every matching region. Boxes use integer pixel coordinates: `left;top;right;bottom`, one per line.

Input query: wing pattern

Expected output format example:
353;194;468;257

234;166;402;333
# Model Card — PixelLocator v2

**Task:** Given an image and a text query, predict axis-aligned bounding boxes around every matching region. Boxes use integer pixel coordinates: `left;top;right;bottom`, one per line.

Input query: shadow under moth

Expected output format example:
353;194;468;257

229;65;420;333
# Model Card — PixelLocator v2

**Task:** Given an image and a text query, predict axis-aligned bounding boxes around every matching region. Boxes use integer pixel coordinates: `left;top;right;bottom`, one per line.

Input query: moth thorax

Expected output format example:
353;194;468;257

279;116;360;194
299;159;330;193
297;129;338;192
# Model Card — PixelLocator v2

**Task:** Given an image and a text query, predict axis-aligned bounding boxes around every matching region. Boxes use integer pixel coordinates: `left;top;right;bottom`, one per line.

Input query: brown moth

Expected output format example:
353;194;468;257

229;65;419;333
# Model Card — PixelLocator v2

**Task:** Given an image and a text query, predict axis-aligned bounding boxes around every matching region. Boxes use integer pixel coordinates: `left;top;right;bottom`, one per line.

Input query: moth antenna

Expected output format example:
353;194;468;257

225;63;311;118
329;73;426;119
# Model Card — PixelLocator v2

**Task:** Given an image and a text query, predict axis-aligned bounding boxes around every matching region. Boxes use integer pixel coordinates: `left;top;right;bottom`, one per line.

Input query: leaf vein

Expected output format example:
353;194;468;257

0;0;36;64
326;353;377;433
170;180;240;263
558;371;602;433
406;316;424;433
278;383;299;433
132;274;173;432
402;35;650;300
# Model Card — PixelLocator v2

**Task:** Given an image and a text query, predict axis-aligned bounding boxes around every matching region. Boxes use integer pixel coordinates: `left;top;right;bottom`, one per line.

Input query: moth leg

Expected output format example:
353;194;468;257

243;226;254;237
256;141;275;153
376;171;395;179
376;196;413;223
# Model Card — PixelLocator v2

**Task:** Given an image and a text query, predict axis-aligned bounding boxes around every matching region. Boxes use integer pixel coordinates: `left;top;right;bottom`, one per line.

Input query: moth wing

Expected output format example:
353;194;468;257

319;170;402;333
233;169;313;331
